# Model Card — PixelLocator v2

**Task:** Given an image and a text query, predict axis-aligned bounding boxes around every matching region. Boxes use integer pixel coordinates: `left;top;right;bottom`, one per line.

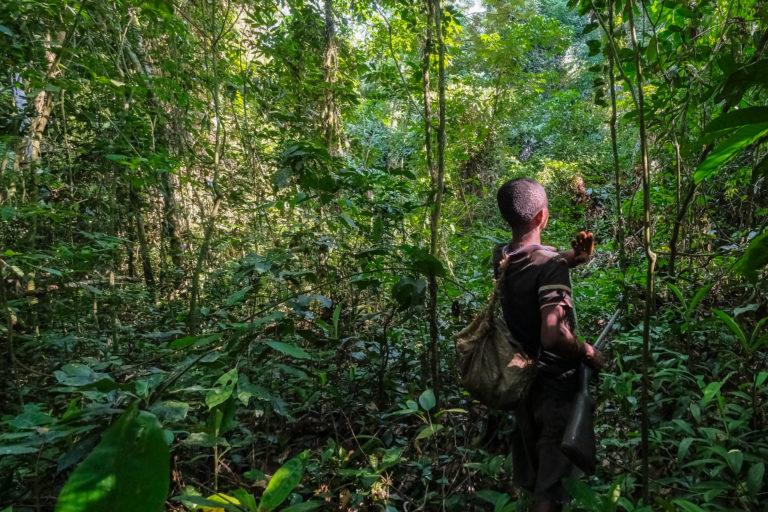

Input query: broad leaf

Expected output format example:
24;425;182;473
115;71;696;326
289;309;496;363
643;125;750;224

281;502;324;512
672;499;707;512
55;403;169;512
734;232;768;283
226;286;252;306
712;309;747;349
206;368;238;409
414;423;443;440
694;123;768;184
265;340;311;359
704;107;768;140
258;450;309;512
418;389;436;411
149;400;189;422
747;463;764;494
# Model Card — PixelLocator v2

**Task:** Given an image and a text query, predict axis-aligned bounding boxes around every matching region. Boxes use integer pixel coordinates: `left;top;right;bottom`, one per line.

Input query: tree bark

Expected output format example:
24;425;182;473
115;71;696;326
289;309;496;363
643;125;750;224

422;0;435;389
607;1;625;271
426;0;446;399
627;2;656;501
322;0;343;156
121;16;185;276
187;0;225;333
130;188;155;289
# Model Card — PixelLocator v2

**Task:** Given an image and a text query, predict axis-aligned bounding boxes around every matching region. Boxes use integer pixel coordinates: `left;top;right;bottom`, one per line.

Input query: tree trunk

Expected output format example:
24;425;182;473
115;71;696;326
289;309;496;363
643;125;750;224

426;0;446;399
160;170;184;271
322;0;343;156
607;2;625;271
130;188;155;289
187;1;224;333
422;0;435;390
122;16;185;277
627;2;656;501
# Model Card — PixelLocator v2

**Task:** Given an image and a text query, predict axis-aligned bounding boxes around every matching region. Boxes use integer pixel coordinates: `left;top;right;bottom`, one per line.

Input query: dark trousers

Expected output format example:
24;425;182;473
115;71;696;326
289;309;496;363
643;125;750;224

512;370;579;503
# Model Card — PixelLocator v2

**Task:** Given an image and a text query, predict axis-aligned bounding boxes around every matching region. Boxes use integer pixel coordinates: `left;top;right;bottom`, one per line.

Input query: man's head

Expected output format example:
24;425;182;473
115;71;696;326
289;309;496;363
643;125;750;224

497;178;548;232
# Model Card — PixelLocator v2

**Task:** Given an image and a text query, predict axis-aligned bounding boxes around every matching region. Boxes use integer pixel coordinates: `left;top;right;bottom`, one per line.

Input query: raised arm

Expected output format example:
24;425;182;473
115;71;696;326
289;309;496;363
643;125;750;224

559;231;595;268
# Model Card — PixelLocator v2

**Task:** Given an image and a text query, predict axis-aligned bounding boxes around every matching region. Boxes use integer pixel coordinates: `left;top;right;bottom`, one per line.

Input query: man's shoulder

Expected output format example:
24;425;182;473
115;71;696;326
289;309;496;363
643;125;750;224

529;247;564;267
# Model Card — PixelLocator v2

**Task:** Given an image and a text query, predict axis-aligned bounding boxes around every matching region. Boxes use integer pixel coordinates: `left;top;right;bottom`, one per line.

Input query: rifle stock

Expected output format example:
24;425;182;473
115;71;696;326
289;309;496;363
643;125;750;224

560;309;621;475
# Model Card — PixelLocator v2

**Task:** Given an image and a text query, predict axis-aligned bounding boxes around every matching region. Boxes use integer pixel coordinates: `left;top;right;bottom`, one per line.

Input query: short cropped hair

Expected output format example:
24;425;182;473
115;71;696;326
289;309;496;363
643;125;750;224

497;178;548;230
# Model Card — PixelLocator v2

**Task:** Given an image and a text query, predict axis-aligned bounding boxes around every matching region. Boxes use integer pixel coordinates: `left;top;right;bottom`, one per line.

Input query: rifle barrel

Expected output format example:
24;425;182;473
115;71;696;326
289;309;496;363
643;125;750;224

594;309;621;350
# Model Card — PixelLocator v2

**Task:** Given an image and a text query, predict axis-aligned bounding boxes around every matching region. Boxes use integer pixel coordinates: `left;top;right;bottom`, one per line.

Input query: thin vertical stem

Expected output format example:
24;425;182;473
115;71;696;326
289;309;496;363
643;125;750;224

607;1;625;272
427;0;446;399
627;0;656;501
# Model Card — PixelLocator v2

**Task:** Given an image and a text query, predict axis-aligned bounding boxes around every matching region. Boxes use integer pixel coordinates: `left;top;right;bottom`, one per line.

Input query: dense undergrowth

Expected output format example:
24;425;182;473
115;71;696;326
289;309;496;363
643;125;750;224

1;0;767;510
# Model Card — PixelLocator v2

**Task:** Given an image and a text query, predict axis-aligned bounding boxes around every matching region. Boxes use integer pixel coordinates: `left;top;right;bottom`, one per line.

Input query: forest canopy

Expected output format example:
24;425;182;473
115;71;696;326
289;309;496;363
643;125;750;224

1;0;767;510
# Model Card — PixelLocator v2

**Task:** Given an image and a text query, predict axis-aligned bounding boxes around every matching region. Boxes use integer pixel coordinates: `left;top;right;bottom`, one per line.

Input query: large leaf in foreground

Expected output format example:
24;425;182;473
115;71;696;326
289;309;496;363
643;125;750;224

734;232;768;283
55;403;169;512
694;122;768;183
258;450;309;512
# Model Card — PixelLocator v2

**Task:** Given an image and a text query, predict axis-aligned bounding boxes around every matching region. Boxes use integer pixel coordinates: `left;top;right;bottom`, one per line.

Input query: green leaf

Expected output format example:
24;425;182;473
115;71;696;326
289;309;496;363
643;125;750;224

226;286;252;306
418;389;436;411
677;437;693;460
474;489;511;510
281;502;324;512
332;303;342;339
725;449;743;474
0;444;40;455
410;250;446;277
392;276;426;309
414;423;443;441
339;214;358;231
149;401;189;422
172;494;241;511
231;489;258;512
704;107;768;140
747;462;764;494
55;403;169;512
715;59;768;106
264;340;311;360
433;408;467;418
694;123;768;184
712;309;747;349
700;381;723;405
672;499;707;512
170;333;222;350
667;282;685;309
689;284;712;313
206;368;238;409
54;364;115;389
563;477;602;511
105;154;130;163
258;450;309;512
0;24;14;36
734;232;768;283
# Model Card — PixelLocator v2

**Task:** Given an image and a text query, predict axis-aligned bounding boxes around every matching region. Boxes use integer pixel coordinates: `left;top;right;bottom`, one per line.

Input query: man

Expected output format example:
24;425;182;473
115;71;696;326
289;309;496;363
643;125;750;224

493;178;606;512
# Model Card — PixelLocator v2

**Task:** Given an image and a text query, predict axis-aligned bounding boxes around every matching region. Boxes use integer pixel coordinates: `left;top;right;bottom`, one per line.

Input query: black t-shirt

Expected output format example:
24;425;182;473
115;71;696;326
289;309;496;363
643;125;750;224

492;243;578;371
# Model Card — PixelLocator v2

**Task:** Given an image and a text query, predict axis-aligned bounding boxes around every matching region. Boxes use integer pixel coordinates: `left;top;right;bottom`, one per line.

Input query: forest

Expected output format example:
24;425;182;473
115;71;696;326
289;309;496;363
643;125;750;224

1;0;767;510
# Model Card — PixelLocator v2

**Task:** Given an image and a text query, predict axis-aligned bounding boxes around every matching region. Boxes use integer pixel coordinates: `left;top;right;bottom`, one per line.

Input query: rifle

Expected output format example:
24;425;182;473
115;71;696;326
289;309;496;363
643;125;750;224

560;308;621;475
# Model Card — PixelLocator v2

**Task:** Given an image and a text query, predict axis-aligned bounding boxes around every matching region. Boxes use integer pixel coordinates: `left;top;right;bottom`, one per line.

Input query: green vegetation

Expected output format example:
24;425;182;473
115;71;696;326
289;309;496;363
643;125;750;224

1;0;766;510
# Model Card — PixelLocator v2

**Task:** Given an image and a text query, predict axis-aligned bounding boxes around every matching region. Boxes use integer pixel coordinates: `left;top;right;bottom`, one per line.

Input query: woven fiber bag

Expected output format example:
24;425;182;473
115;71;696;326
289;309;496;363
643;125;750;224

455;261;537;410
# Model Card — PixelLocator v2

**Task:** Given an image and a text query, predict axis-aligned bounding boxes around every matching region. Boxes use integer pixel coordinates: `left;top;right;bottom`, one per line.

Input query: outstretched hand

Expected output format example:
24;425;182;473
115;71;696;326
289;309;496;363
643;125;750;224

570;231;594;265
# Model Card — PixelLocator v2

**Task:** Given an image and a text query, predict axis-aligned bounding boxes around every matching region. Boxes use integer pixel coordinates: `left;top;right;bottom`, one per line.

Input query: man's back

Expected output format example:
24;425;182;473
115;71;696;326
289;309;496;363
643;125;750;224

492;243;577;371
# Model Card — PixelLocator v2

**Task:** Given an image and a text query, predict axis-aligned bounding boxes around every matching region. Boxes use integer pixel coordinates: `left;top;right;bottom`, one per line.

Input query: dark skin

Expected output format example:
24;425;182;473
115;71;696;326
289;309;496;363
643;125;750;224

510;209;607;512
